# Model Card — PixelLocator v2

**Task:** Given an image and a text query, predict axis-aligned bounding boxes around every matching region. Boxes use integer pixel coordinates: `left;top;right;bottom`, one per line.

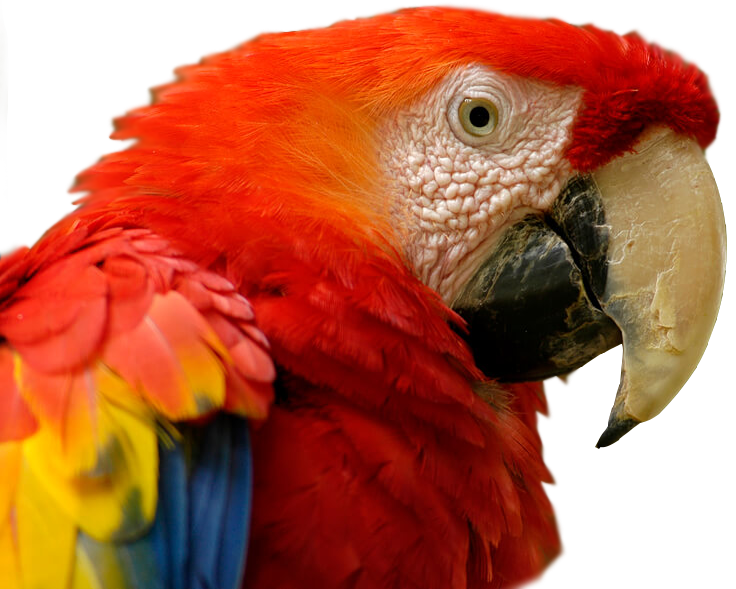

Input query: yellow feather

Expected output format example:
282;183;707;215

94;362;151;419
0;443;22;589
22;397;158;542
0;522;21;589
70;538;127;589
16;457;76;589
70;548;102;589
177;341;226;414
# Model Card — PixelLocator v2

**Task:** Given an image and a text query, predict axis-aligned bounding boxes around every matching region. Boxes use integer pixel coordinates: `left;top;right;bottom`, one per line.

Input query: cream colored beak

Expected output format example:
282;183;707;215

593;127;726;446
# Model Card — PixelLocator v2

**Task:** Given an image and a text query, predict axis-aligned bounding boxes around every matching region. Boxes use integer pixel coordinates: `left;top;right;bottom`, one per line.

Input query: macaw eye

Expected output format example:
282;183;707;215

458;98;498;137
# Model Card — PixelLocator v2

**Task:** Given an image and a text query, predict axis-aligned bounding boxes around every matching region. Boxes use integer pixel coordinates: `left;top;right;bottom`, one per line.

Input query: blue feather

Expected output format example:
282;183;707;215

188;417;233;588
149;435;189;589
86;415;254;589
217;422;253;589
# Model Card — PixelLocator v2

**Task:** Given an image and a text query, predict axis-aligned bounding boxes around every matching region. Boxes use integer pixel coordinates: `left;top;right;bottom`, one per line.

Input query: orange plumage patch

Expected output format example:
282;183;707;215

73;6;718;243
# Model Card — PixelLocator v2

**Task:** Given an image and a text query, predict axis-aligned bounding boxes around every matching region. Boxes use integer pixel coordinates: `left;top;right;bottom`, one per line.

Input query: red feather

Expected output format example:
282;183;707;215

0;348;37;441
0;223;275;436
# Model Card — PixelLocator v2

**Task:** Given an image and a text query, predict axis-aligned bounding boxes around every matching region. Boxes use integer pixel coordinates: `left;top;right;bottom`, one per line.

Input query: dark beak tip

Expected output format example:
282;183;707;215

595;417;640;449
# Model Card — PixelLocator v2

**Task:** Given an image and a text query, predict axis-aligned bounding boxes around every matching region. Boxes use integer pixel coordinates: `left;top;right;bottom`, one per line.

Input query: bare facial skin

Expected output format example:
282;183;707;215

381;65;582;301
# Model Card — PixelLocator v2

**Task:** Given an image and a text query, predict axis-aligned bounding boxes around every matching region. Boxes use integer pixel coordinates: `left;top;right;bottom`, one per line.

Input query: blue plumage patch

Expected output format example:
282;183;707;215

79;415;253;589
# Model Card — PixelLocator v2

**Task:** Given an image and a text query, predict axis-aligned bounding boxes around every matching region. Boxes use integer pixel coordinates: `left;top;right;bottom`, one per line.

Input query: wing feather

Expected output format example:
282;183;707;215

0;226;274;589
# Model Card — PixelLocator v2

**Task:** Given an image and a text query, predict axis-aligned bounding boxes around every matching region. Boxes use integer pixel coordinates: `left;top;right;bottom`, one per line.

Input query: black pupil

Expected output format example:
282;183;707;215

469;105;490;128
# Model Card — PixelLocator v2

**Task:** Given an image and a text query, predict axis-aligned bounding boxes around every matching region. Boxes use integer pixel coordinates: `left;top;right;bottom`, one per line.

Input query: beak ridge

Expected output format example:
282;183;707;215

593;127;726;434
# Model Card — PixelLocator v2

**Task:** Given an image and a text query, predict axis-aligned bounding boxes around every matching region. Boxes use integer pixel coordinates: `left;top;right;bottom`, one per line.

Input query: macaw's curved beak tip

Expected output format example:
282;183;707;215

596;416;639;448
454;127;726;447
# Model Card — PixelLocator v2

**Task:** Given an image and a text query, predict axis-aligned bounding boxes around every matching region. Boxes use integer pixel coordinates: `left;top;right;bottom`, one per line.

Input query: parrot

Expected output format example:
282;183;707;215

0;6;727;589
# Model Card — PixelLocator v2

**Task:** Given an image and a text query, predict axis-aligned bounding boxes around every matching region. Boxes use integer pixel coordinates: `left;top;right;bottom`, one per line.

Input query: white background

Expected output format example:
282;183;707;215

0;1;733;588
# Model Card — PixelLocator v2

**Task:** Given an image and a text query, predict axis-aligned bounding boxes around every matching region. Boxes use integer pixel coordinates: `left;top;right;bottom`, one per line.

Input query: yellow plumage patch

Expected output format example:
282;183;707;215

71;539;128;589
22;398;158;542
16;459;77;589
0;443;22;589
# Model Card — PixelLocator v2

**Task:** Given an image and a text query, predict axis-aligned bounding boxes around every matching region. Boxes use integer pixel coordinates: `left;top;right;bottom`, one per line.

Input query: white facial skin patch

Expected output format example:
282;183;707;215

380;65;583;302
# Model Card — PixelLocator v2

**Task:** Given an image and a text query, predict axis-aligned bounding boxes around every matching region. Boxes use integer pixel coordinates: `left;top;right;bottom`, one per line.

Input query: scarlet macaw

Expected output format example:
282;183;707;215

2;2;732;584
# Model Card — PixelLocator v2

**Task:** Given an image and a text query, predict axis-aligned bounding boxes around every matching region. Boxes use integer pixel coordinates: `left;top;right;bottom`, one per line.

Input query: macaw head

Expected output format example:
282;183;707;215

75;7;725;446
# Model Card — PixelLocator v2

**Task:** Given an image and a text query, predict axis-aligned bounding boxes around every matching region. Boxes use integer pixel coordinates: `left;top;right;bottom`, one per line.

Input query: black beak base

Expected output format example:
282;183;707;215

452;175;621;382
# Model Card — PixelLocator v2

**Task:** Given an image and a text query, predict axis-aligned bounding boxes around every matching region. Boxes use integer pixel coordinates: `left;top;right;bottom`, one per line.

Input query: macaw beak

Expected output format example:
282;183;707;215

452;127;726;446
